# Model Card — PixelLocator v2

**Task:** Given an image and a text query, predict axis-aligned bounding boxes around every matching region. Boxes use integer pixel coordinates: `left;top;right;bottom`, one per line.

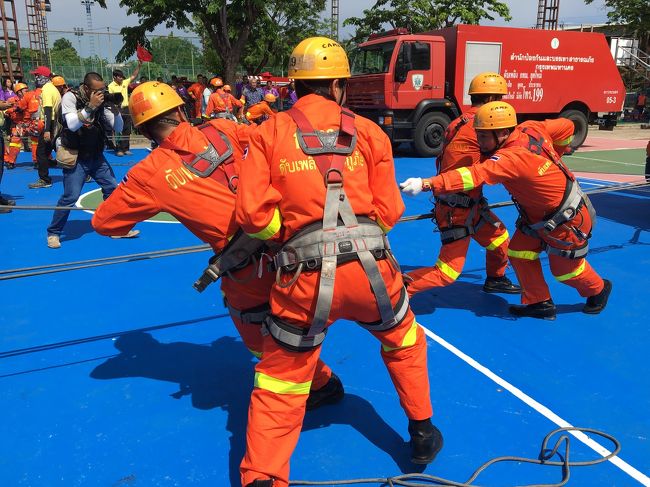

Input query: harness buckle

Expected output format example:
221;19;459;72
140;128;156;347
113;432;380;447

325;168;343;185
228;174;239;193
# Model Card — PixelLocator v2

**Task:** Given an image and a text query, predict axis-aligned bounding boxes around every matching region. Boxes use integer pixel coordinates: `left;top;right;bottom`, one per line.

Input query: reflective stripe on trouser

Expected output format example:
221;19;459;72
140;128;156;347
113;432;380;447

30;136;38;162
406;209;509;295
222;268;333;391
5;137;22;164
508;229;604;304
240;260;432;487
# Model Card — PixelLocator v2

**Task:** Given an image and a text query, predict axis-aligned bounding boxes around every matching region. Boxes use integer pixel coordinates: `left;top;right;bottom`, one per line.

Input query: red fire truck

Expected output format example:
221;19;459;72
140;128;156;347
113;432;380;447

346;25;625;157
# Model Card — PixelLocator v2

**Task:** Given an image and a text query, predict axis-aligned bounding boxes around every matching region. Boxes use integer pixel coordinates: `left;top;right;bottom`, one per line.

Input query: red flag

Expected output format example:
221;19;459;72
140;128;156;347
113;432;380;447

136;43;153;62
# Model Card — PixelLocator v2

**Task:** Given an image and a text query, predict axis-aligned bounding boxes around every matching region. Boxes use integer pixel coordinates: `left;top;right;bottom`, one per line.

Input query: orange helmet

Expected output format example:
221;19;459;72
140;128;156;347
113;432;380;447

13;82;28;92
129;81;184;127
223;84;231;92
210;77;223;88
51;76;66;87
264;93;276;103
288;36;350;79
474;101;517;130
468;72;507;96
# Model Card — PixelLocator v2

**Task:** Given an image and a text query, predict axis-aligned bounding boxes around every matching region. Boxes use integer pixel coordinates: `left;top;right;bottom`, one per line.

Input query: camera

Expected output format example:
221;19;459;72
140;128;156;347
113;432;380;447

99;90;123;106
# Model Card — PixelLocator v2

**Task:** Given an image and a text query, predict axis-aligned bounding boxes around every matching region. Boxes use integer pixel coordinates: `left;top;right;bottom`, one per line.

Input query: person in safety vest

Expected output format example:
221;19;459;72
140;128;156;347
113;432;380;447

206;79;243;121
187;74;206;120
400;72;521;296
91;81;341;415
244;93;276;125
5;83;39;170
235;37;442;487
407;101;612;320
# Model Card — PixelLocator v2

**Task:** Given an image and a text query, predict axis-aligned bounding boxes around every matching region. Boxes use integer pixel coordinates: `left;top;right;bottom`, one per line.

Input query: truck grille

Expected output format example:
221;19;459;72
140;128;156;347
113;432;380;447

347;92;385;108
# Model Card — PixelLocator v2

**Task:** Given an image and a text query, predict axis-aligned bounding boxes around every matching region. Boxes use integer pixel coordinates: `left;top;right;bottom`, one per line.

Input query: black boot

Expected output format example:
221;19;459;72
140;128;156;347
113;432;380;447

408;418;443;464
306;372;344;410
246;480;274;487
583;279;612;314
509;299;556;320
0;195;15;206
483;275;521;294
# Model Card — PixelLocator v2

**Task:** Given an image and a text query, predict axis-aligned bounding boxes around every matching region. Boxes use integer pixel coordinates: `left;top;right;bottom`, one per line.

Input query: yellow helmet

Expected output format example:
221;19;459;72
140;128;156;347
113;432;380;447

264;93;276;103
51;76;66;87
14;82;28;92
474;101;517;130
288;36;350;79
468;72;507;95
129;81;184;127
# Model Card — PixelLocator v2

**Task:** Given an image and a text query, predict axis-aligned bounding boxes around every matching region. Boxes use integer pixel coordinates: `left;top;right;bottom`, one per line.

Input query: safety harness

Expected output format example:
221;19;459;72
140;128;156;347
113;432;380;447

162;123;266;293
264;106;408;352
512;127;596;259
434;114;500;244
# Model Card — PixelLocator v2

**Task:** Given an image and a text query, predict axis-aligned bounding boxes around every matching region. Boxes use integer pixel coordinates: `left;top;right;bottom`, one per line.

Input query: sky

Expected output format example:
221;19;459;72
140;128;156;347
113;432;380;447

14;0;612;60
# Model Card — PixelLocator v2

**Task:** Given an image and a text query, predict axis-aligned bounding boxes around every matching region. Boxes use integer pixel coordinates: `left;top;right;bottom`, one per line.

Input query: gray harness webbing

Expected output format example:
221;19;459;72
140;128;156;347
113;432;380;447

225;300;270;325
437;197;500;244
266;106;401;350
193;230;266;292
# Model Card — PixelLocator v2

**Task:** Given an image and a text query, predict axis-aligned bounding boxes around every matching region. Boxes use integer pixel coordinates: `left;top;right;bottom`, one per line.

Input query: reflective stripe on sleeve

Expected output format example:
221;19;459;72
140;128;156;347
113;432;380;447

376;216;392;234
248;349;262;359
486;230;509;251
456;167;475;191
508;249;540;260
247;207;282;240
382;319;419;352
554;260;586;282
254;372;311;395
435;258;460;280
554;135;574;146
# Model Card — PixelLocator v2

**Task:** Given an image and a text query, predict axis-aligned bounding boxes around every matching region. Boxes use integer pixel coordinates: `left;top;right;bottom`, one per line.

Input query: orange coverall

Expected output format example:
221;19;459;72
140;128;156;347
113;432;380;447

236;94;432;487
5;90;40;165
407;106;510;295
187;82;205;119
206;90;243;118
91;118;334;384
245;101;275;124
430;119;604;305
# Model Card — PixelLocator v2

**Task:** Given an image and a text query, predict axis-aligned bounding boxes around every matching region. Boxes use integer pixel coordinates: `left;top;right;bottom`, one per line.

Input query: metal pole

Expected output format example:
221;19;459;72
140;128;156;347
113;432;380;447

107;26;112;63
190;46;195;78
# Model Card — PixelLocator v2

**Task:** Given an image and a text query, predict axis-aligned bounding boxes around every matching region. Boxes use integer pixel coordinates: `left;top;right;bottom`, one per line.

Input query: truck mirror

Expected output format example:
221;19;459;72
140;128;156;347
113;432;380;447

395;43;413;83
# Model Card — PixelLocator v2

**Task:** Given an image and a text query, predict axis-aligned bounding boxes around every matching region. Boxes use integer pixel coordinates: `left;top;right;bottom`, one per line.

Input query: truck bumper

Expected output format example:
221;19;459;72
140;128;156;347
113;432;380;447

351;108;414;142
595;112;619;131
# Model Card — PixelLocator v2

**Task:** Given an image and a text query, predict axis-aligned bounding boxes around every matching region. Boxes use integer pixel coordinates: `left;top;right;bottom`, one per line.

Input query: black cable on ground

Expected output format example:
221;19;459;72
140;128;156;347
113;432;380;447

289;427;620;487
0;244;211;280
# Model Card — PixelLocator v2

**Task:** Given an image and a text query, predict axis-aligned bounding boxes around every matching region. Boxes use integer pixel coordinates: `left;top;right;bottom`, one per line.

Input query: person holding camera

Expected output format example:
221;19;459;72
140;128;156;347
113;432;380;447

46;72;138;249
108;61;142;156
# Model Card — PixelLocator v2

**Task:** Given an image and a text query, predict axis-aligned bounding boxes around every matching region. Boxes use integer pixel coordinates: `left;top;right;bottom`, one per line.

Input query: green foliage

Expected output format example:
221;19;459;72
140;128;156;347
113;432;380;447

343;0;511;44
96;0;328;83
584;0;650;46
50;37;81;66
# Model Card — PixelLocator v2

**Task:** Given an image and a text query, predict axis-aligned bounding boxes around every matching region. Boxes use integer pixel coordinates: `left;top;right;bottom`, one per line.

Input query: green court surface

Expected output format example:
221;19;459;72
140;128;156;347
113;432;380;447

78;189;178;222
565;148;646;176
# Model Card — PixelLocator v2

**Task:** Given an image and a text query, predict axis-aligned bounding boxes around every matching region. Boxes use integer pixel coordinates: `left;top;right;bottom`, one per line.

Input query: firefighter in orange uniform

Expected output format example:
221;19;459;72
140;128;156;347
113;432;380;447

91;82;339;409
407;101;611;320
206;80;243;120
187;75;205;119
5;83;39;169
236;37;441;487
400;73;520;296
244;93;276;124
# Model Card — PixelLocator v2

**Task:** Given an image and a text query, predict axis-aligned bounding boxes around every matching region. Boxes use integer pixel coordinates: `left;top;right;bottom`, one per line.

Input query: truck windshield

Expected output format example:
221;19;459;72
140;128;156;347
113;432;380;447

350;41;396;75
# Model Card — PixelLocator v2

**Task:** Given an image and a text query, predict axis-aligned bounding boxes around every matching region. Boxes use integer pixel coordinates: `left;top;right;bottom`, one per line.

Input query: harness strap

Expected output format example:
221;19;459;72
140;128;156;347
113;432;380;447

515;218;590;260
225;300;270;325
437;114;472;174
167;123;239;193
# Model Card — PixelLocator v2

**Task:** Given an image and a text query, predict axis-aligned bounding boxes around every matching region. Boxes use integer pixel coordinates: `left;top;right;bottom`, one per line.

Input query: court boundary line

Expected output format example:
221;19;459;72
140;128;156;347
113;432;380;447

419;325;650;486
568;155;644;167
75;189;180;224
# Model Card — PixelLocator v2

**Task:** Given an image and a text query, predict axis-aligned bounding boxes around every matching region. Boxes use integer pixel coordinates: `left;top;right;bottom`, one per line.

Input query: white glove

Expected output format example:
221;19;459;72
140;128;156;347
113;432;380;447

399;177;423;196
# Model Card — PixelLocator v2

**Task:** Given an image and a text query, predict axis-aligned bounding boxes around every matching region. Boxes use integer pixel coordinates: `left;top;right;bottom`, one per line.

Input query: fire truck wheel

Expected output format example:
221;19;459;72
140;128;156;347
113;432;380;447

559;109;588;149
414;112;450;157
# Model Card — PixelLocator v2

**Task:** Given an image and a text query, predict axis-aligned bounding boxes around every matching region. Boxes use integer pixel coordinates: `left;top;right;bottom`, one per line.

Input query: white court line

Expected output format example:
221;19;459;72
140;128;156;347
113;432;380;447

419;325;650;486
569;155;644;167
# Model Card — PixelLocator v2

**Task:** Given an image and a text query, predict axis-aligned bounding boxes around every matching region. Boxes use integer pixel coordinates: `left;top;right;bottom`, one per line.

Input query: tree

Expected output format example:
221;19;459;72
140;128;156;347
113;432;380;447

96;0;327;84
343;0;511;44
50;37;81;67
584;0;650;51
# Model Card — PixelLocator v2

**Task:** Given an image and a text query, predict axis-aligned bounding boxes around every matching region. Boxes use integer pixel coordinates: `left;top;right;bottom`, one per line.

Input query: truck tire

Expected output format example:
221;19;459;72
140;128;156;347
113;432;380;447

414;112;450;157
559;109;588;149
